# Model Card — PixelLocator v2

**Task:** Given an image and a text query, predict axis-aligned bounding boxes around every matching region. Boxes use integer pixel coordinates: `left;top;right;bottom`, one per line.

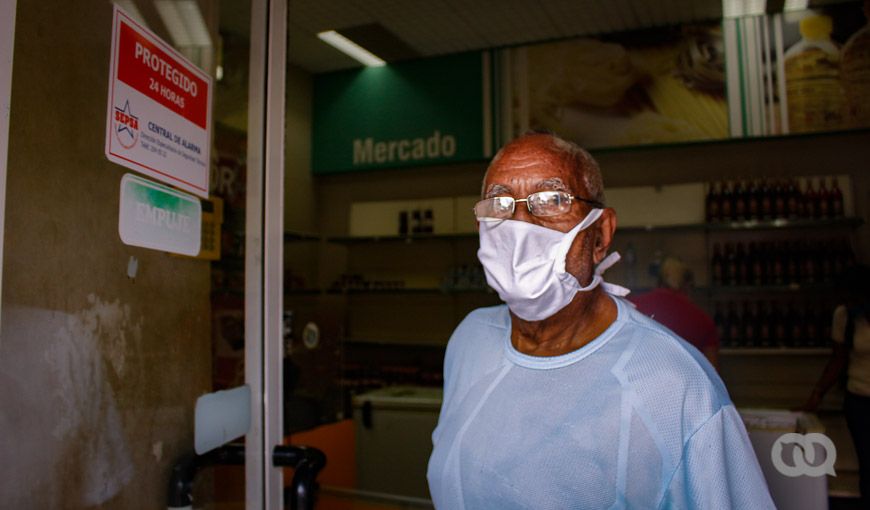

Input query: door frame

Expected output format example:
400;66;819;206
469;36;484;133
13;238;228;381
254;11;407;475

0;0;17;332
246;0;287;508
1;0;286;505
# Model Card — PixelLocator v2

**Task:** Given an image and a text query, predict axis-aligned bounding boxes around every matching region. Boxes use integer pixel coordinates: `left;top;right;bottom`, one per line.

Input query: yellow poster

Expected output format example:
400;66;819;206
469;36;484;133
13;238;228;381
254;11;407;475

511;24;728;149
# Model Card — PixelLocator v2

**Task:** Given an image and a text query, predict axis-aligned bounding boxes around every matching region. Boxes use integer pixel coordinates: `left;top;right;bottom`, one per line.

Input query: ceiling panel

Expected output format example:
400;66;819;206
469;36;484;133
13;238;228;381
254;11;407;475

537;1;600;38
280;0;850;73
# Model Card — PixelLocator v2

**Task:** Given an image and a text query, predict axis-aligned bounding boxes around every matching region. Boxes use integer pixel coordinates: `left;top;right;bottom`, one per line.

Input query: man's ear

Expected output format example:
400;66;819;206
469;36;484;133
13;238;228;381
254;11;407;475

593;208;617;264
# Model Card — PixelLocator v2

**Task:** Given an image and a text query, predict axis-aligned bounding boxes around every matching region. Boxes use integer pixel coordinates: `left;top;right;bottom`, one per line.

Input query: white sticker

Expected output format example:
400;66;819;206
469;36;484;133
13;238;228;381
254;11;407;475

119;173;201;256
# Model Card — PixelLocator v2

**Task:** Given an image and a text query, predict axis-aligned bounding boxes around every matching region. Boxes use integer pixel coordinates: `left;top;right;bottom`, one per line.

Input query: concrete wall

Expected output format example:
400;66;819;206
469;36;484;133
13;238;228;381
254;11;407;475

0;2;211;507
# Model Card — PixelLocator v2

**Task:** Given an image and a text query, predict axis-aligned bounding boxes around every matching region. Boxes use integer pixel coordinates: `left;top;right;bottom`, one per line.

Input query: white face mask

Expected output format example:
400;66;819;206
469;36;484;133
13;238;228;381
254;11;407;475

477;208;629;321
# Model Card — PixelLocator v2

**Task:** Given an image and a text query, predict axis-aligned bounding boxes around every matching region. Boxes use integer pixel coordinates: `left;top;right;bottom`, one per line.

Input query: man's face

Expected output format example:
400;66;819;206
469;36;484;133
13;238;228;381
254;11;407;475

482;136;591;233
482;135;602;282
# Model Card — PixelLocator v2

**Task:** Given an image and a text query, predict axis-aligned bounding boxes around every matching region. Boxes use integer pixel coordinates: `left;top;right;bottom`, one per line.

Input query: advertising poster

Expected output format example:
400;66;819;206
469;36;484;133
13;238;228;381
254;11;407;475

725;2;870;137
506;23;728;149
105;5;212;198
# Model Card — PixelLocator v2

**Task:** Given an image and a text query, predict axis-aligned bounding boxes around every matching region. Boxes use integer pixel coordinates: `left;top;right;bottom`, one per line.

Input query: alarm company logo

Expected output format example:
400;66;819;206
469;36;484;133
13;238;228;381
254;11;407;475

114;99;140;149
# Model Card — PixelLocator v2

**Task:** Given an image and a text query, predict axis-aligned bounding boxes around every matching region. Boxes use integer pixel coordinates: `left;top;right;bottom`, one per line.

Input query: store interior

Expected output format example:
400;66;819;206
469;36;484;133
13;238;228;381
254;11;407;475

3;0;870;508
263;3;870;509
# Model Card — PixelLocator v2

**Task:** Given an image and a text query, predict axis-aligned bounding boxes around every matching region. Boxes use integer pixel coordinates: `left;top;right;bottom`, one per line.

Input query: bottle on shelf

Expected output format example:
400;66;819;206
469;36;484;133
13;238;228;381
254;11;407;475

802;241;817;284
736;242;749;285
830;177;844;217
772;301;789;347
818;178;830;218
706;182;721;222
803;178;818;219
758;301;773;347
726;301;742;347
721;181;734;221
725;242;738;285
760;178;774;219
711;243;724;285
820;241;835;282
761;242;775;285
795;178;807;218
771;242;785;285
785;241;800;284
748;179;761;220
787;302;805;347
841;0;870;128
786;179;800;219
773;180;787;219
743;301;759;347
749;242;765;286
784;14;846;133
734;179;748;221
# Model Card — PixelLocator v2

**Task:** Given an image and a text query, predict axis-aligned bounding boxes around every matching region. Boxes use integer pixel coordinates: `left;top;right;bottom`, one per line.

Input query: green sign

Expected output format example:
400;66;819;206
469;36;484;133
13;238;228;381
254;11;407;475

313;52;489;174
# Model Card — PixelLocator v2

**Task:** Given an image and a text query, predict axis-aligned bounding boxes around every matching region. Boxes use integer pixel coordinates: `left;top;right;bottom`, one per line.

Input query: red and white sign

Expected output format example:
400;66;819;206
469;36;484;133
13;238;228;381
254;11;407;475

105;5;211;198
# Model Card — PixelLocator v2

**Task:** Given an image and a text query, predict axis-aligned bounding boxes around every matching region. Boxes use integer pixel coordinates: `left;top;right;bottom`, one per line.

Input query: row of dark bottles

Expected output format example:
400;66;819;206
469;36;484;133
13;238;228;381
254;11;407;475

705;177;844;222
714;299;833;348
340;363;443;393
710;238;854;286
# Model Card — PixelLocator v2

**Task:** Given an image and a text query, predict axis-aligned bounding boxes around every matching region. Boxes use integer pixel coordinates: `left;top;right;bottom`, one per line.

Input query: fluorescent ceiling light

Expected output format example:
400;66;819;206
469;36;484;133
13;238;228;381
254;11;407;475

317;30;386;67
784;0;810;11
722;0;767;18
155;0;212;48
116;0;147;27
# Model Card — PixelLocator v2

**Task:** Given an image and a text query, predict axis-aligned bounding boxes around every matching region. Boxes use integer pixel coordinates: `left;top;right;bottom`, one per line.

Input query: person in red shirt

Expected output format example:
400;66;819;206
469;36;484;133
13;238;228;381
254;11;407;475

629;256;720;369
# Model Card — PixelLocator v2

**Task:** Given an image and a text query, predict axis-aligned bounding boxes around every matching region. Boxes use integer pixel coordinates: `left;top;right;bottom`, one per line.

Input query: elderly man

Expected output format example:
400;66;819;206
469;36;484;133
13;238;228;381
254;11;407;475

427;133;773;509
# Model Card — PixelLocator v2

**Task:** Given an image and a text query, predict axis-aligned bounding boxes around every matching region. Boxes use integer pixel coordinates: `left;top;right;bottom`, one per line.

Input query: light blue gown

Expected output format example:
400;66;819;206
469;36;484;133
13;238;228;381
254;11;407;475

427;297;775;509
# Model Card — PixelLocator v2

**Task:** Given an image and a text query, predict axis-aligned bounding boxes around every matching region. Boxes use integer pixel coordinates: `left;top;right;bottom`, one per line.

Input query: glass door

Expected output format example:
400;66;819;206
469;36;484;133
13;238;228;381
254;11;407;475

0;0;285;507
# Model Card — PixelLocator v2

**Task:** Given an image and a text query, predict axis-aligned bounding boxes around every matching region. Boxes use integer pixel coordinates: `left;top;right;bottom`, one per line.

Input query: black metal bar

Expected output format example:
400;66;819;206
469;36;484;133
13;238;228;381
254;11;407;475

166;443;326;510
167;443;245;508
273;445;327;510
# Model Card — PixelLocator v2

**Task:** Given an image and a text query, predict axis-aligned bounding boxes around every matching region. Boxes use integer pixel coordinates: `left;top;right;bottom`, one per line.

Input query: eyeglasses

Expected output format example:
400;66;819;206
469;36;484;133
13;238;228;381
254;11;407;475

473;191;604;220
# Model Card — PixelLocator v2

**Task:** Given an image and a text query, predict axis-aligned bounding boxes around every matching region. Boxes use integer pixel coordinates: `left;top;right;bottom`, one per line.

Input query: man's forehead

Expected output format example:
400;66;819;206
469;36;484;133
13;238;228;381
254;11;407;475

484;177;570;194
486;176;570;189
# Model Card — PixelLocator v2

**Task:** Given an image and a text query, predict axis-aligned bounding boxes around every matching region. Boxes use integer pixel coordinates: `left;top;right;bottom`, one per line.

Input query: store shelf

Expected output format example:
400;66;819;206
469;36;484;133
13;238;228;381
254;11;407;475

327;287;493;295
706;283;838;293
320;217;863;244
706;216;863;231
617;223;707;233
285;289;322;296
284;230;321;242
343;338;447;348
327;232;478;244
720;347;830;356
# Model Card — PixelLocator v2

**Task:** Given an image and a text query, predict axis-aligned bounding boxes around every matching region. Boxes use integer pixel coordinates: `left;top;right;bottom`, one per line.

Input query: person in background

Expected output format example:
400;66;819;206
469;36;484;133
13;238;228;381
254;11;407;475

427;132;773;509
629;256;720;369
802;265;870;505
